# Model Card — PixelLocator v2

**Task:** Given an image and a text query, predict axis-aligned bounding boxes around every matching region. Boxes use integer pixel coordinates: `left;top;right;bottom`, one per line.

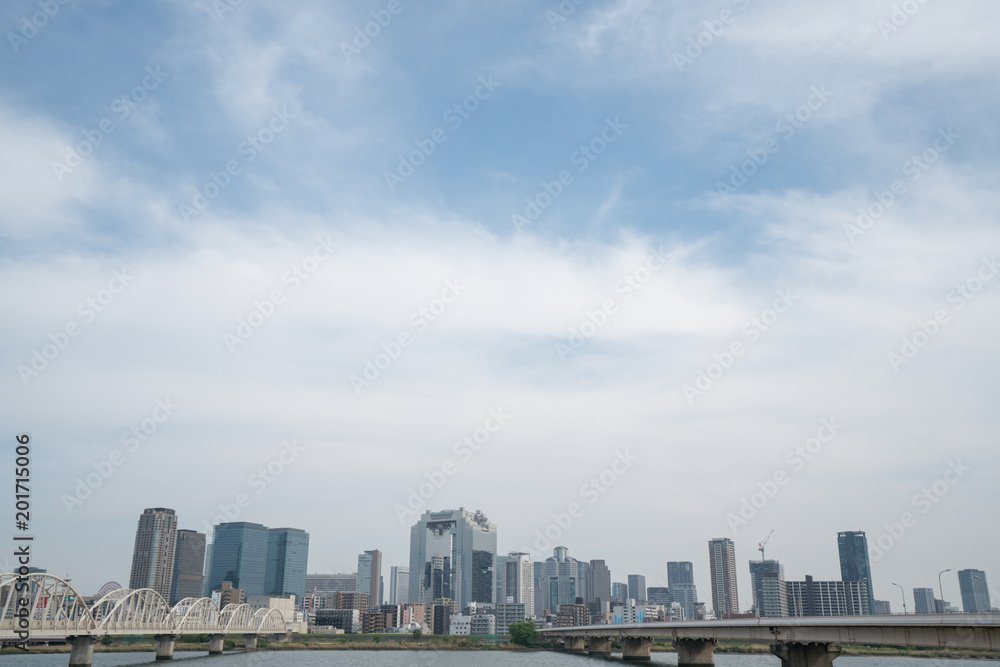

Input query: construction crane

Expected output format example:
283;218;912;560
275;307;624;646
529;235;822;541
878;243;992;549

758;530;774;561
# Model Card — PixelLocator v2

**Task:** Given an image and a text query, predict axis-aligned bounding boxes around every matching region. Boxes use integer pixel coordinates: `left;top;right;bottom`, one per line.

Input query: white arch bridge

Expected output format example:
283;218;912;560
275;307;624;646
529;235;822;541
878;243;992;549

0;574;288;665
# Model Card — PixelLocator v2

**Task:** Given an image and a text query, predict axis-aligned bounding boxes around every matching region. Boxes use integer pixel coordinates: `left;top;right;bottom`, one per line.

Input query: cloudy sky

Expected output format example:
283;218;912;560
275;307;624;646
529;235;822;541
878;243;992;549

2;0;998;612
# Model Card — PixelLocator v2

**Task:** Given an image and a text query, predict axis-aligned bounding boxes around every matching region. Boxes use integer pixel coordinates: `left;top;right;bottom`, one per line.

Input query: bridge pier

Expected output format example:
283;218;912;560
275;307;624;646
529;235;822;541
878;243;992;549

588;636;612;656
208;634;225;654
622;637;652;661
563;636;586;653
772;642;842;667
674;638;717;667
68;636;97;667
155;635;177;660
243;634;258;650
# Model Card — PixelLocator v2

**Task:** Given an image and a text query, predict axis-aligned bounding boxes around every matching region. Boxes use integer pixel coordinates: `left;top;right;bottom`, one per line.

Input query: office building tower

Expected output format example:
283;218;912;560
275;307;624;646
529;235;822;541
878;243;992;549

672;583;699;620
838;531;874;615
627;574;647;602
612;581;629;603
390;566;410;605
749;560;784;616
668;561;694;588
170;529;206;605
787;576;868;616
873;600;891;615
202;543;213;597
208;522;269;596
357;549;383;609
129;507;178;600
590;560;611;605
647;587;671;605
545;547;581;611
494;554;507;606
913;587;937;614
708;538;738;617
265;527;309;602
408;508;497;609
760;573;789;618
503;552;534;614
958;569;991;613
533;561;546;617
578;560;591;605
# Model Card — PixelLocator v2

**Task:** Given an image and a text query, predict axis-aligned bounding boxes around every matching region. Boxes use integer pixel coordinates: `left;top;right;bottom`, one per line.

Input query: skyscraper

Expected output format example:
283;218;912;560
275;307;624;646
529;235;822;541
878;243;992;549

408;508;497;609
708;538;738;617
589;560;611;604
838;531;874;615
170;529;206;605
208;522;268;596
671;583;699;621
265;527;309;601
957;569;991;613
129;507;178;600
611;581;629;603
749;560;784;616
667;561;694;587
913;587;936;614
356;549;382;609
503;552;534;614
545;547;580;611
627;574;647;602
389;566;409;605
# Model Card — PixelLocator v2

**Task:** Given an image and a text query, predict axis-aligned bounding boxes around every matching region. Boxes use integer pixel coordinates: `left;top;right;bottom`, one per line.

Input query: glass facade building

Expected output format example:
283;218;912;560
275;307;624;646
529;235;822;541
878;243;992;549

838;531;874;614
170;529;206;605
208;521;269;596
408;508;497;610
265;527;309;602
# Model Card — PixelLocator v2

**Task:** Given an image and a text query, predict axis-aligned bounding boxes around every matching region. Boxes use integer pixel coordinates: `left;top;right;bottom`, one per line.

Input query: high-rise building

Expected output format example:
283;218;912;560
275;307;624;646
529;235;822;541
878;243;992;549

390;566;410;605
494;554;507;606
577;560;591;606
170;529;206;605
589;560;611;605
611;581;629;603
760;574;789;618
671;583;699;620
787;576;868;616
873;600;891;615
647;587;671;605
627;574;647;602
957;569;991;613
533;561;546;617
202;543;213;597
265;527;309;602
708;538;738;617
545;547;581;611
129;507;178;600
838;531;874;615
668;561;694;588
749;560;784;616
408;508;497;610
503;552;534;614
208;522;268;596
357;549;383;609
913;587;937;614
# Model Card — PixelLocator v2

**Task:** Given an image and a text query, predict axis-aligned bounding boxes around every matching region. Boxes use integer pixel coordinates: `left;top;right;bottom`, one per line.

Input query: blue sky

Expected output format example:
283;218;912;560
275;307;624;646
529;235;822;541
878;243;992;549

1;0;998;612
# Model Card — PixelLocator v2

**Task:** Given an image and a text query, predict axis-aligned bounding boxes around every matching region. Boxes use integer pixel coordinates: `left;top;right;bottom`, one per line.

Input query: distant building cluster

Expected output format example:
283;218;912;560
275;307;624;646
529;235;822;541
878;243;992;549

84;508;997;638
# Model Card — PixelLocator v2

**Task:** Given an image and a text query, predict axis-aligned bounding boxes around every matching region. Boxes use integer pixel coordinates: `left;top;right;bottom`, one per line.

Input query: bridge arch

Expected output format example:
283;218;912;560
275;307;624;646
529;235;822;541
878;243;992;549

252;607;286;633
169;597;221;633
92;587;172;634
0;573;94;636
220;603;256;634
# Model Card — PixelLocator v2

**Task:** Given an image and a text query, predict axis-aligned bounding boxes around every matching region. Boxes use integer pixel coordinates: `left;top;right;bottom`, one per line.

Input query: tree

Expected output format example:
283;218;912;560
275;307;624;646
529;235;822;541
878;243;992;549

508;622;537;647
412;628;422;640
100;636;112;646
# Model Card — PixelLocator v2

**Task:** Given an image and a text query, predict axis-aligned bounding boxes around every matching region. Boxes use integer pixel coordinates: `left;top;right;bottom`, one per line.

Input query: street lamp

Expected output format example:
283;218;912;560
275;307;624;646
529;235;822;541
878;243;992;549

938;569;952;612
892;583;907;614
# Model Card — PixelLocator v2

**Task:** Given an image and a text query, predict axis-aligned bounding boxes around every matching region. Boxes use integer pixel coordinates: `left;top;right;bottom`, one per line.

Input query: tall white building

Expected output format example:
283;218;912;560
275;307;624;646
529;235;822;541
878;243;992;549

708;538;738;617
502;552;535;616
389;566;410;605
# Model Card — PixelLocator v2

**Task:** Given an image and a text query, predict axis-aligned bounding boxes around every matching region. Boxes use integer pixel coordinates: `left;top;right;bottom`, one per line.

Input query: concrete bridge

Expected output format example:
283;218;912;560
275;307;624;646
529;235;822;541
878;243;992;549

0;573;287;666
541;614;1000;662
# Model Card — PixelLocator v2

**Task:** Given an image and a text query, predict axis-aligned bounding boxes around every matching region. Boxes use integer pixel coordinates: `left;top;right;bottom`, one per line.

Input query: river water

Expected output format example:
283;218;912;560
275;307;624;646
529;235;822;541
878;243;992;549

4;652;997;667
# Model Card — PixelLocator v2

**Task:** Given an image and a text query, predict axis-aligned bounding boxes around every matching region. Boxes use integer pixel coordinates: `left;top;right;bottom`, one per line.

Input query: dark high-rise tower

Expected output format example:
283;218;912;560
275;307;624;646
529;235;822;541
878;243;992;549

838;531;874;614
957;569;991;613
129;507;178;600
589;559;611;604
265;527;310;602
668;561;694;588
170;529;206;605
356;549;382;609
